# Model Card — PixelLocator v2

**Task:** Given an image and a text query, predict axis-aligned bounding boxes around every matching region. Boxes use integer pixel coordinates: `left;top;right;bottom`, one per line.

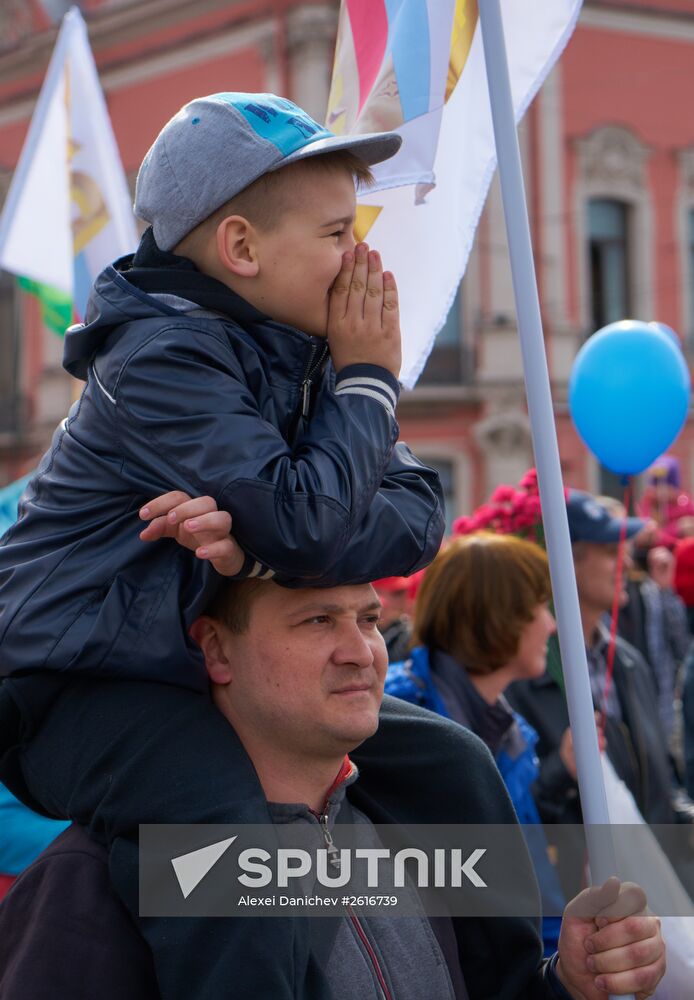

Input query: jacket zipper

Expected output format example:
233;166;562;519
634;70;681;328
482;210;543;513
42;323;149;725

347;904;392;1000
318;812;394;1000
301;343;329;417
319;812;342;870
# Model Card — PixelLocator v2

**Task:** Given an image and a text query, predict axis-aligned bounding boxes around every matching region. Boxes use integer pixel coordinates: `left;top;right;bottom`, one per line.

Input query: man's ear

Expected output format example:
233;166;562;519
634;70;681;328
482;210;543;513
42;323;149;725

189;615;234;685
216;215;260;278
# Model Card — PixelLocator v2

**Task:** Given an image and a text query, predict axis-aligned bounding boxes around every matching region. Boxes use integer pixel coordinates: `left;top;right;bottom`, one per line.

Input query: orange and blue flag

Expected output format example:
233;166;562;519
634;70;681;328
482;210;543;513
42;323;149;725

328;0;461;191
326;0;582;387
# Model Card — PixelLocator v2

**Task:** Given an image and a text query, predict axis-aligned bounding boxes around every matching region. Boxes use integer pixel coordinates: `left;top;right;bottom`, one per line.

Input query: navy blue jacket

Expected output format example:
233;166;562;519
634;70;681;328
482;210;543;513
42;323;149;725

0;232;443;688
0;698;571;1000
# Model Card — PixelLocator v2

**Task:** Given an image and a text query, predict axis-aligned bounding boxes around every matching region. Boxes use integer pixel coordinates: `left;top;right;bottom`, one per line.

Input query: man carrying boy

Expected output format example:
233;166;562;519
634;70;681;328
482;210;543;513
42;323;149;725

0;93;443;998
0;575;666;999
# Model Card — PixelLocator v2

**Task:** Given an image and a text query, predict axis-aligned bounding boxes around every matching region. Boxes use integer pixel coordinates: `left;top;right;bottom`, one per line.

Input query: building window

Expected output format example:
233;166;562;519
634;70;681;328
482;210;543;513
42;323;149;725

587;198;630;333
420;456;457;534
417;288;464;385
587;199;632;497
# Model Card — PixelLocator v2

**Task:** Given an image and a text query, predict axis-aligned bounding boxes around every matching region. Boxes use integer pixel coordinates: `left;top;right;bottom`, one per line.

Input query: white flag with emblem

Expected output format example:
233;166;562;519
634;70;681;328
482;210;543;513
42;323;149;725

0;6;137;333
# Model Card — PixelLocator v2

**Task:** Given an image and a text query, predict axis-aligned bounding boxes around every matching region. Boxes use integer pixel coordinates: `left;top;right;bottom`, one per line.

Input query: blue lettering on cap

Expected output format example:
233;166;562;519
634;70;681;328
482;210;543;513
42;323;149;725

213;92;333;156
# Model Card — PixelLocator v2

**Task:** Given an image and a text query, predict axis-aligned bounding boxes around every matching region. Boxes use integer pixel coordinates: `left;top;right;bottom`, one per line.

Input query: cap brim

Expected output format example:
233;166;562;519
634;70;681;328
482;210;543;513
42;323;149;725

592;517;646;544
280;131;402;169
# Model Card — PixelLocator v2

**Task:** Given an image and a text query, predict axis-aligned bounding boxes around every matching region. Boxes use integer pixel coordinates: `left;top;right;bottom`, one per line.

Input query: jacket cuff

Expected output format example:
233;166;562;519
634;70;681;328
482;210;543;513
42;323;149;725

544;953;574;999
234;551;276;581
334;364;400;418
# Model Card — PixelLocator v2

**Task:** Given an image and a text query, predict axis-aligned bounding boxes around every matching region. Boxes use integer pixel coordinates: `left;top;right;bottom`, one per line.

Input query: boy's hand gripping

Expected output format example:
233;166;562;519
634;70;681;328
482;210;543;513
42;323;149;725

139;492;245;577
327;242;402;379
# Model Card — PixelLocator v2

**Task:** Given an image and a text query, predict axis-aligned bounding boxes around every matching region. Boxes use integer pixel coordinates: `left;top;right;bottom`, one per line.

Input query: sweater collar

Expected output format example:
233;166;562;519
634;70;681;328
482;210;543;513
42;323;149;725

267;756;358;827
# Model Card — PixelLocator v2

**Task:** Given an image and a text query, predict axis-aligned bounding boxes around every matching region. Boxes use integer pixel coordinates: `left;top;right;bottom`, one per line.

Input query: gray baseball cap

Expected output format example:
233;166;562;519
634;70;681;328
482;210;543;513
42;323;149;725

135;92;402;251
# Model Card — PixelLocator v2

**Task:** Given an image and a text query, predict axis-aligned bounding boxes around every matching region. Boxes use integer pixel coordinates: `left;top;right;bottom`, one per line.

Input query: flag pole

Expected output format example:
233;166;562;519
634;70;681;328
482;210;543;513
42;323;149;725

477;7;629;992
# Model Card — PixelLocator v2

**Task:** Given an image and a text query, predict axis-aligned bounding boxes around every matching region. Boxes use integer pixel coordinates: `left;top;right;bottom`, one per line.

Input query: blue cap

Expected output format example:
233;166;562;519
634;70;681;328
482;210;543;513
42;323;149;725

135;92;402;251
566;490;645;544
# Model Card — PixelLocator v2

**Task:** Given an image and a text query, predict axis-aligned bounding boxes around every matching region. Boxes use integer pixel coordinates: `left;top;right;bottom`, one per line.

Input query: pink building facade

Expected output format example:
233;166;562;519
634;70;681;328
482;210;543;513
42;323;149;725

1;0;694;525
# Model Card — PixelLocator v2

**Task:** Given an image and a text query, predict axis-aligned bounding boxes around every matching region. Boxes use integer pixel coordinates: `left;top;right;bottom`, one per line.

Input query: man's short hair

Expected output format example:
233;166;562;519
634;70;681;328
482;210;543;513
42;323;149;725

412;533;551;674
205;578;268;633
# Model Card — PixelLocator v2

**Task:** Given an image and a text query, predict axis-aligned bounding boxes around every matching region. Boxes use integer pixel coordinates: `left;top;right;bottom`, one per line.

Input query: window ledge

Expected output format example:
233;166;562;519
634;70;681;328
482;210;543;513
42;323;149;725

399;384;483;405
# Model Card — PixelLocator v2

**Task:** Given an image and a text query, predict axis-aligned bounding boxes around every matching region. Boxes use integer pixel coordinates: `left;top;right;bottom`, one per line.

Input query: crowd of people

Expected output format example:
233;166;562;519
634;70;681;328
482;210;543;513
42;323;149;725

377;459;694;817
0;91;670;998
378;469;694;923
1;470;683;997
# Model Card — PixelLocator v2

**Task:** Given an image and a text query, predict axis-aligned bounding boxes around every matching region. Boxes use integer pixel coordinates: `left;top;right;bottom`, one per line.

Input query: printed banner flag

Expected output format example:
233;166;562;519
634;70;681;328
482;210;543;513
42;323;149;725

327;0;583;387
0;6;137;334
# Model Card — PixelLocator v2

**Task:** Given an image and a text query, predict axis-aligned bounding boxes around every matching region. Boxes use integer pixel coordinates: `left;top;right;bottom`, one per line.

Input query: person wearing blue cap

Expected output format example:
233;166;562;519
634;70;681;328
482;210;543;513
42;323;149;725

0;94;445;997
509;490;694;840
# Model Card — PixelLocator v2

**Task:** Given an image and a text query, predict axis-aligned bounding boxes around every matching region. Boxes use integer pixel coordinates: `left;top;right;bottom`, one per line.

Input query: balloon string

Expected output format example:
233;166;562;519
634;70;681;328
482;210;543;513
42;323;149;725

599;479;632;741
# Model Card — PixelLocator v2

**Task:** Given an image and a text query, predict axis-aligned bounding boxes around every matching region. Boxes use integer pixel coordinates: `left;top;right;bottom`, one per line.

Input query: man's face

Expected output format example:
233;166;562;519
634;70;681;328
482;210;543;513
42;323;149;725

251;166;357;337
211;583;388;761
573;541;631;614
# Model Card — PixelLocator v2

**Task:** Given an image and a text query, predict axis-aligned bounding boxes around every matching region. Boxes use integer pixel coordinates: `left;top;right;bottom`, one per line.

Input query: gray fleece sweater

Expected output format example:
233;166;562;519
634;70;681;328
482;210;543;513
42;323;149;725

267;761;465;1000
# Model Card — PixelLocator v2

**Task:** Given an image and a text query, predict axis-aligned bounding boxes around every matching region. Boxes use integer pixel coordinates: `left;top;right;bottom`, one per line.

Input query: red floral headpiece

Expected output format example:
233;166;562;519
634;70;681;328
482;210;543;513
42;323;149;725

452;468;567;548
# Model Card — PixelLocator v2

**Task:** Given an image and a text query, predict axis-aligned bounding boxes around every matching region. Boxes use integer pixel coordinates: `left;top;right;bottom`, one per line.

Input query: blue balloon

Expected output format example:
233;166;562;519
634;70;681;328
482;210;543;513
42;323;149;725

649;321;681;350
569;320;691;475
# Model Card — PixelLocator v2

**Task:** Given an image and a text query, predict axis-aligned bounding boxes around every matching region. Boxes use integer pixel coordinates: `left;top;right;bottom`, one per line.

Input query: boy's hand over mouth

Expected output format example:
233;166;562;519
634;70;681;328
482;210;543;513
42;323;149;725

327;242;401;379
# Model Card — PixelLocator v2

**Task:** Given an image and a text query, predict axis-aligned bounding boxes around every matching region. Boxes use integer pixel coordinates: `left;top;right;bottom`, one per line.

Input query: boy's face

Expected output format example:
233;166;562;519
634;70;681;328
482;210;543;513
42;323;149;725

250;167;357;337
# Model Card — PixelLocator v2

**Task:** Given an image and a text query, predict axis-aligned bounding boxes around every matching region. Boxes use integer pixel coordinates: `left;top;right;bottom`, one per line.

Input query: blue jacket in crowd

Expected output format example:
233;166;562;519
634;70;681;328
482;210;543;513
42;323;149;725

0;231;444;689
385;646;565;956
0;480;69;876
0;784;68;876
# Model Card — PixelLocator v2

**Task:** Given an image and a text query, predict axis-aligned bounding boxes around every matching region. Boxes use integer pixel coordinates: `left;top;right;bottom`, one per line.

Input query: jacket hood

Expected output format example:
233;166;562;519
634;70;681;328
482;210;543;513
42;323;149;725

63;227;269;380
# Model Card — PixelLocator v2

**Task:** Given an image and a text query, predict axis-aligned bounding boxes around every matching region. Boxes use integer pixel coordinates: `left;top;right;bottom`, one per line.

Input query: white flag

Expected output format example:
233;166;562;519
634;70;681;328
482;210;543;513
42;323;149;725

0;6;137;330
327;0;583;387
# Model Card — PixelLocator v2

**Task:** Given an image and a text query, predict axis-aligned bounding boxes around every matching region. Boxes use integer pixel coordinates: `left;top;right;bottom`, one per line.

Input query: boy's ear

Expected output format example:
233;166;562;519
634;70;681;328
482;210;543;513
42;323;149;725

216;215;260;278
189;615;234;685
